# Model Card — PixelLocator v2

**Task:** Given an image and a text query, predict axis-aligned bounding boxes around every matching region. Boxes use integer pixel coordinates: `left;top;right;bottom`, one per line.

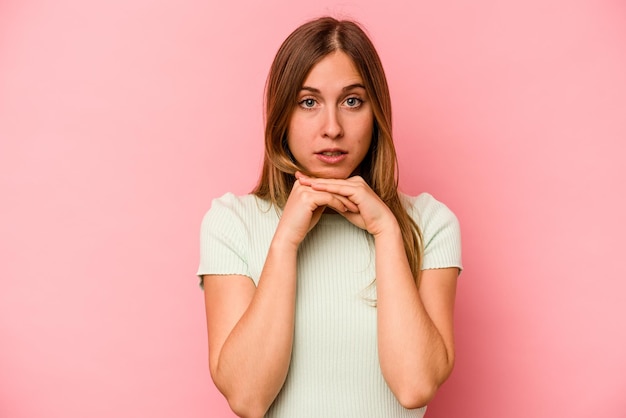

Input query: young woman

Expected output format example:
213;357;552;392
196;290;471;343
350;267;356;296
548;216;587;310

198;16;462;418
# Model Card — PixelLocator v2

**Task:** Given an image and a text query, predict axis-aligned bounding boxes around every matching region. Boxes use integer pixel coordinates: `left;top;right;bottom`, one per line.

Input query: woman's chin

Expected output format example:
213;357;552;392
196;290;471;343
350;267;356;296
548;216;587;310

307;167;356;180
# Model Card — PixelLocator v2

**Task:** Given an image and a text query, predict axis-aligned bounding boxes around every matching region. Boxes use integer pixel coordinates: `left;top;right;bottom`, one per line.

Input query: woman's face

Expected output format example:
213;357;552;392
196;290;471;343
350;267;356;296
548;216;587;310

287;51;373;179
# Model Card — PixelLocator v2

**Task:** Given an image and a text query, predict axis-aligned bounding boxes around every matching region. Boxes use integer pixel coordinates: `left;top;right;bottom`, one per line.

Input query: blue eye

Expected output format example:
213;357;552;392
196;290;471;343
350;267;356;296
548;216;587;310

344;97;362;108
300;98;316;108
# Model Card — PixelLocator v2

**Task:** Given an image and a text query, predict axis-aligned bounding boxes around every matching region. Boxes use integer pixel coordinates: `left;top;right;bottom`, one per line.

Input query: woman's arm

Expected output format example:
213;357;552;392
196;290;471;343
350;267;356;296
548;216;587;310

374;224;458;409
203;180;357;418
302;173;459;409
203;235;298;418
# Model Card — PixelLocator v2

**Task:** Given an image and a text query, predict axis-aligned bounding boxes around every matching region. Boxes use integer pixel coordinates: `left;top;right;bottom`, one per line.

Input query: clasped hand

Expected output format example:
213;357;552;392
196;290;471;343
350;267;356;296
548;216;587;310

277;171;397;247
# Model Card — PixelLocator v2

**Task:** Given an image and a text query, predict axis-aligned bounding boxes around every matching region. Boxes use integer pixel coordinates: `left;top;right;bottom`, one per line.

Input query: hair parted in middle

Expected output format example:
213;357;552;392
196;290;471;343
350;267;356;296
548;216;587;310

252;16;424;284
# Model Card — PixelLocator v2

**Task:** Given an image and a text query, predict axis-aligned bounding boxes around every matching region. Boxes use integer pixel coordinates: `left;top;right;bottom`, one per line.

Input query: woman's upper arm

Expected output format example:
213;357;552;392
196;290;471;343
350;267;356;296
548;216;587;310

203;274;256;377
418;267;459;364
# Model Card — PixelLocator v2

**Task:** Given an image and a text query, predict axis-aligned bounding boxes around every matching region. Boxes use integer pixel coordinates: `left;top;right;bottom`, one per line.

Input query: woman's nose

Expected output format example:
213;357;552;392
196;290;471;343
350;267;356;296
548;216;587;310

322;108;344;139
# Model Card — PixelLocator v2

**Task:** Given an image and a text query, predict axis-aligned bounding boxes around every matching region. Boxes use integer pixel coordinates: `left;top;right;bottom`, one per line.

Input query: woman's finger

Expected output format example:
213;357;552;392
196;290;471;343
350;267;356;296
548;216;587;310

309;180;369;205
326;192;359;213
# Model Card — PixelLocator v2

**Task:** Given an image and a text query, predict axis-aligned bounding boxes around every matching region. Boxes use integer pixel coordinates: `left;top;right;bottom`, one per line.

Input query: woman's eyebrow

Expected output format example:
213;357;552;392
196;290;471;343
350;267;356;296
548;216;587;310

300;86;321;93
342;83;366;92
299;83;366;93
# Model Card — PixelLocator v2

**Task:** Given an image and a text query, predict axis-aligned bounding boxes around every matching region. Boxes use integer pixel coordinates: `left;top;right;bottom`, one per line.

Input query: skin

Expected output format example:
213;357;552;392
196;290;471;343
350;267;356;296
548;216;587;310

287;50;373;181
203;50;459;417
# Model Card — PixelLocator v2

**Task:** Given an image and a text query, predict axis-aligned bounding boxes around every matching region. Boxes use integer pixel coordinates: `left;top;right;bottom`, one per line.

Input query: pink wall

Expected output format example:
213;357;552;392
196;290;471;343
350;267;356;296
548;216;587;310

1;0;625;417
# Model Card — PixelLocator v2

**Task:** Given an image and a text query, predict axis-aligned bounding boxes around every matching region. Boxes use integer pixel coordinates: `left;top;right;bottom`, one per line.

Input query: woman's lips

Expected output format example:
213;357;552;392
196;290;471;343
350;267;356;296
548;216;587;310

315;150;347;164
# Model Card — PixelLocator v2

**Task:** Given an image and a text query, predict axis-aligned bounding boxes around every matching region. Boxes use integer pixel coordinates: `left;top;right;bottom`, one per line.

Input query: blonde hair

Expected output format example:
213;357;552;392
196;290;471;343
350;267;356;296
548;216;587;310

252;17;423;284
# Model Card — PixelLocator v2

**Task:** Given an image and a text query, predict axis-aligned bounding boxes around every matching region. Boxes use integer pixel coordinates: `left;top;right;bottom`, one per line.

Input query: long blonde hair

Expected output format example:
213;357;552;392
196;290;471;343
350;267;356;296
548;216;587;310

253;17;424;284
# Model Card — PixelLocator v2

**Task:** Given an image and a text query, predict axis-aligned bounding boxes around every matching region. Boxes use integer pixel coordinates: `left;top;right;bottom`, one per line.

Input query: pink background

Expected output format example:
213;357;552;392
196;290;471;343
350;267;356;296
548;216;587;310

1;0;625;417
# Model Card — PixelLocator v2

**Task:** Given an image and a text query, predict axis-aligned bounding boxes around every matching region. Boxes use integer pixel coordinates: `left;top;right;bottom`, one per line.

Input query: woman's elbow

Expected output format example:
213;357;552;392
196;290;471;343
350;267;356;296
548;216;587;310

213;378;272;418
209;365;270;418
395;383;438;410
395;364;455;410
226;396;268;418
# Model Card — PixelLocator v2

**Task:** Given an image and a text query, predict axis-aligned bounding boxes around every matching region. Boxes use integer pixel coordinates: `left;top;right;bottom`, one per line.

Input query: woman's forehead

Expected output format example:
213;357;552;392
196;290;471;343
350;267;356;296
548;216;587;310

300;51;363;91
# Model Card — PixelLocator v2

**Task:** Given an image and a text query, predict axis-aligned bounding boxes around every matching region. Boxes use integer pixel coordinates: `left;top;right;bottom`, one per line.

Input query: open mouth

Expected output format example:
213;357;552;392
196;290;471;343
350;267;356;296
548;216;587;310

315;150;348;164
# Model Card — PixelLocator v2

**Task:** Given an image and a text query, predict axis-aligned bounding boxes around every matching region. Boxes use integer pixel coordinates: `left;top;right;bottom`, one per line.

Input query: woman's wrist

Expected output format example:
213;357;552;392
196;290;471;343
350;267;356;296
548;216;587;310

270;231;301;254
372;211;402;240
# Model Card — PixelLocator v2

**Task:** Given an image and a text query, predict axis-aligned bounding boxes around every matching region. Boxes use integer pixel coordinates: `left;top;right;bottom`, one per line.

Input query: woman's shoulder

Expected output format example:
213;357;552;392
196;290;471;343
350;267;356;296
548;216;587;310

401;192;462;269
205;192;274;221
401;192;455;218
210;192;262;208
400;192;460;235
